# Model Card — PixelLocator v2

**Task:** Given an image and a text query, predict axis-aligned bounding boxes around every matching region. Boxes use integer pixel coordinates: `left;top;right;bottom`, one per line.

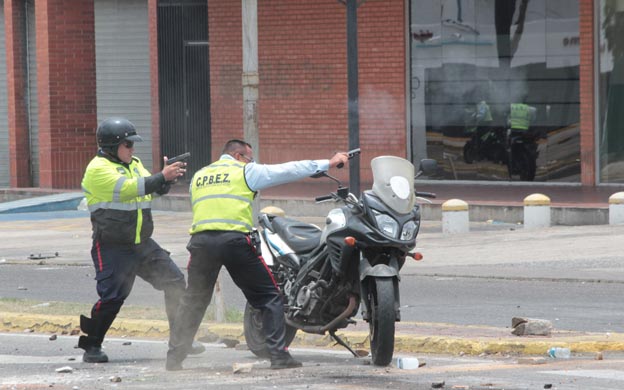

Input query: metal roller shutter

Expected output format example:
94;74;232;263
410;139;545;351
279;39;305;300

95;0;152;169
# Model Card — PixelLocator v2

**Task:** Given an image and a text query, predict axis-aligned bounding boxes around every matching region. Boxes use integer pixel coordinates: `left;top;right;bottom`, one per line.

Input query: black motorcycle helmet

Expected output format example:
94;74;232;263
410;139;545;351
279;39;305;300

96;117;143;155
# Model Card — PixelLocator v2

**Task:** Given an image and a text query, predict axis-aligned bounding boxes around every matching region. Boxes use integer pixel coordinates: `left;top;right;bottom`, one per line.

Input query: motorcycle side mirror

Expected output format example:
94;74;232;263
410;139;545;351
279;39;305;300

417;159;437;177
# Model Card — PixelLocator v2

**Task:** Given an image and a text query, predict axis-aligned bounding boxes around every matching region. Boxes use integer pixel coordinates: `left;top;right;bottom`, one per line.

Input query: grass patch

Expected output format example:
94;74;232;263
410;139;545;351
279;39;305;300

0;297;243;323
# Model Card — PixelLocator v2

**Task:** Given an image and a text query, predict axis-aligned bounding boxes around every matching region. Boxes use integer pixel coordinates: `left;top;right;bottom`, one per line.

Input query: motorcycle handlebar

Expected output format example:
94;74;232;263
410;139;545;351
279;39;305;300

415;191;436;199
315;194;334;202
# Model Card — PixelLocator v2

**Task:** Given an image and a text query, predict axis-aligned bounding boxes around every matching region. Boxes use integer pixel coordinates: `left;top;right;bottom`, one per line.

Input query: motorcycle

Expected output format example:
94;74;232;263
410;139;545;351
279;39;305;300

243;154;437;366
505;128;538;181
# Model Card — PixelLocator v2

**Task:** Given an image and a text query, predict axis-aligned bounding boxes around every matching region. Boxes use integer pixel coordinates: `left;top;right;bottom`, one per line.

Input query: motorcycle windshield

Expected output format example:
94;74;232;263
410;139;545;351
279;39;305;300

371;156;415;214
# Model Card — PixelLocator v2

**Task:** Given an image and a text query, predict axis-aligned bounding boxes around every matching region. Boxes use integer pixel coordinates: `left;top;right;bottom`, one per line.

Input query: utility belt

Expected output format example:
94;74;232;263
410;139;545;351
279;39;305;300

194;229;262;255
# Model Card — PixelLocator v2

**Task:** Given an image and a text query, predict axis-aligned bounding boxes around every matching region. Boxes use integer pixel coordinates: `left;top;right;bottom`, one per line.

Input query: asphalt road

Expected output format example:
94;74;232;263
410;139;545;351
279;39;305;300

2;211;624;334
2;263;624;333
2;332;624;390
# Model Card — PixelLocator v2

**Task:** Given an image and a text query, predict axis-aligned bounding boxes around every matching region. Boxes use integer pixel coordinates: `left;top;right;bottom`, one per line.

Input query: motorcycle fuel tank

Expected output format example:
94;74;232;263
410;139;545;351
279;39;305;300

320;208;347;243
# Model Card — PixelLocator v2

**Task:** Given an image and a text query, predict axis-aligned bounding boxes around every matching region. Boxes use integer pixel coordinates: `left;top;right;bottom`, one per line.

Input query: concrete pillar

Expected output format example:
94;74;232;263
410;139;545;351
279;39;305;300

442;199;469;234
35;0;97;188
608;192;624;225
523;193;551;229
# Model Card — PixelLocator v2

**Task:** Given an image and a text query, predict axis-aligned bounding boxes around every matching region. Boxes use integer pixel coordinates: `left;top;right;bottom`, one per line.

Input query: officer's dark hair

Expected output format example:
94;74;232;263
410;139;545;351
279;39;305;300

223;139;252;154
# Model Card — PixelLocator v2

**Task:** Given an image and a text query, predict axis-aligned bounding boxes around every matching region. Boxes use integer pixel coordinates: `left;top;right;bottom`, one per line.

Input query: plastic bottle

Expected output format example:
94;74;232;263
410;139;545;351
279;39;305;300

396;357;420;369
547;347;571;359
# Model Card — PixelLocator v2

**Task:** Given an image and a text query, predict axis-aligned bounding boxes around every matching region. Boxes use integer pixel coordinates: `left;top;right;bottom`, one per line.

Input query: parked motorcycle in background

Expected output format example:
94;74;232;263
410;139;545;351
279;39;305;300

243;152;437;366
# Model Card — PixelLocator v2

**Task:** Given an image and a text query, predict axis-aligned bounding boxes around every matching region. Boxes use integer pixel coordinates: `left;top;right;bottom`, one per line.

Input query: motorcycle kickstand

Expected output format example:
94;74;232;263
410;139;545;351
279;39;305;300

329;330;360;358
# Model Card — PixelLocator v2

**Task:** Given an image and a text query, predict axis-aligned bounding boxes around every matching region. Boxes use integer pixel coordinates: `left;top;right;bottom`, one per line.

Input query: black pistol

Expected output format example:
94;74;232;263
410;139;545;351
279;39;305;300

166;152;190;165
337;148;360;168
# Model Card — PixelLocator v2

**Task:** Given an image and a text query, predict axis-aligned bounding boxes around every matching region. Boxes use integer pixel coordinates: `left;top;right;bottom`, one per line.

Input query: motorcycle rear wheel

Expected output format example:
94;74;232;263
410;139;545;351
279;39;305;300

243;302;297;358
368;277;396;366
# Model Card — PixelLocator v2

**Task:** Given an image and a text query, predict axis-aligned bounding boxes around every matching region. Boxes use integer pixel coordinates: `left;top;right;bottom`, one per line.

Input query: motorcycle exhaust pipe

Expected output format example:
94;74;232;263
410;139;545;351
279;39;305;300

286;294;357;335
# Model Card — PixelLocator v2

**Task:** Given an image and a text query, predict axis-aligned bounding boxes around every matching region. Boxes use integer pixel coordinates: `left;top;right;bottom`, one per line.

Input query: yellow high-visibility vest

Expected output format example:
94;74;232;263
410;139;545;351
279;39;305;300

189;159;256;234
510;103;532;130
82;155;153;244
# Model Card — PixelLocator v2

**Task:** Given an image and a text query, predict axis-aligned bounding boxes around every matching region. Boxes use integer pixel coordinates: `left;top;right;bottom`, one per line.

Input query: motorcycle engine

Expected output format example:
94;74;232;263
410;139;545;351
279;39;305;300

294;281;323;317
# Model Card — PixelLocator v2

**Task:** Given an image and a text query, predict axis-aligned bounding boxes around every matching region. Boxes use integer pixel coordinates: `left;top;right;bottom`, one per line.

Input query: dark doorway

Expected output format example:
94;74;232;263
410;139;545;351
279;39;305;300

157;0;211;179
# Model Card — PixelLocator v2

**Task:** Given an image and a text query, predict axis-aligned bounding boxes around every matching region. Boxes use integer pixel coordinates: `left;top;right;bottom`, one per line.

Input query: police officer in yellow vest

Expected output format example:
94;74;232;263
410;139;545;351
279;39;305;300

79;117;205;363
509;102;536;132
166;139;349;371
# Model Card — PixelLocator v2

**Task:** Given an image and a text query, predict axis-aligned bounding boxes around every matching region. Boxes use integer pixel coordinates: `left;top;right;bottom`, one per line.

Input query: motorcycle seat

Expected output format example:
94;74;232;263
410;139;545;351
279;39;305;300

270;217;322;254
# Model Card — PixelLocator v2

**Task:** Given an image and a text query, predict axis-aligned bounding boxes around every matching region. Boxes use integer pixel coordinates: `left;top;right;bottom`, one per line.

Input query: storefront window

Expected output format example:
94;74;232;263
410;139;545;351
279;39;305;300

599;0;624;183
410;0;580;182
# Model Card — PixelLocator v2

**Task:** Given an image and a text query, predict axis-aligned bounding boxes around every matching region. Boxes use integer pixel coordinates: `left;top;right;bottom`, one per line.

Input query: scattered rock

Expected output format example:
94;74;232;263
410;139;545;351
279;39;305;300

197;332;219;343
23;328;34;333
109;376;122;383
517;357;547;365
17;286;28;290
220;338;239;348
55;366;73;373
595;351;604;360
544;385;552;389
431;380;445;388
49;334;58;341
511;317;552;336
70;329;80;336
122;341;132;346
232;362;254;374
354;349;369;357
68;357;76;361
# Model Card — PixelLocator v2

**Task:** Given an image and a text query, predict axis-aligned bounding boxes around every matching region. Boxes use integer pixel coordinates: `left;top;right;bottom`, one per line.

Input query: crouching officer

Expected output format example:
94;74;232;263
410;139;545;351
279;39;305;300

79;117;204;363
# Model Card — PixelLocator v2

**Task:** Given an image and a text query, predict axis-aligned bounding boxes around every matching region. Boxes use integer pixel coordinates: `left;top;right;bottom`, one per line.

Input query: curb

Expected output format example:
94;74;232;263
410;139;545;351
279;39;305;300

4;312;624;357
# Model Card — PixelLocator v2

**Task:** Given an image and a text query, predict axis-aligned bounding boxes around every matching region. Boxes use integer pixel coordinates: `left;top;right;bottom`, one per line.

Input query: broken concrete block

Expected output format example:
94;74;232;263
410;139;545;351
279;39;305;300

232;362;254;374
511;318;552;336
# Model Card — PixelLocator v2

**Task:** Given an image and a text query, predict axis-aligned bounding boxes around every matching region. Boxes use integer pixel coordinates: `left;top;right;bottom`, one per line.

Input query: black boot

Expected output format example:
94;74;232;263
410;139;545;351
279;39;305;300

78;335;109;363
79;313;116;363
270;350;302;369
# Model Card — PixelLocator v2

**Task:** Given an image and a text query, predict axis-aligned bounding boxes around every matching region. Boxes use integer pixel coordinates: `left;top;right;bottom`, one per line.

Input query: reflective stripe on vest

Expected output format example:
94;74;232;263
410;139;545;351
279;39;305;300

82;156;153;244
189;159;255;234
510;103;531;130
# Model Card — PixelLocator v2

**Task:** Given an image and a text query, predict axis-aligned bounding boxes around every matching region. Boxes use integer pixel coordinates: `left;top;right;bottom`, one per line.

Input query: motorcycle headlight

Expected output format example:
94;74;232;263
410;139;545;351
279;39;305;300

400;220;418;241
372;210;399;239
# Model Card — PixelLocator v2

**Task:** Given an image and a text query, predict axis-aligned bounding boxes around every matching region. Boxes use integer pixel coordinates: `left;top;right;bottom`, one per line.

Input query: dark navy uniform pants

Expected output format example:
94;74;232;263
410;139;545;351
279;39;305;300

90;237;185;329
168;230;286;362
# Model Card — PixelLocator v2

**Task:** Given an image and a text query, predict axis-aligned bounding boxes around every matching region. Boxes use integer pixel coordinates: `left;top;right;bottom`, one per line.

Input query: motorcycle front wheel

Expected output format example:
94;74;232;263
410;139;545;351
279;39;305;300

243;302;297;358
368;277;396;366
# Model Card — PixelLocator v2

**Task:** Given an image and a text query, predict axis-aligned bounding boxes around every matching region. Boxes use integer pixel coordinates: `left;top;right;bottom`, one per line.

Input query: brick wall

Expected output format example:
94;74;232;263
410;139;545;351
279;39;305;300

5;0;30;187
35;0;97;188
208;0;243;160
209;0;406;182
579;0;595;186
